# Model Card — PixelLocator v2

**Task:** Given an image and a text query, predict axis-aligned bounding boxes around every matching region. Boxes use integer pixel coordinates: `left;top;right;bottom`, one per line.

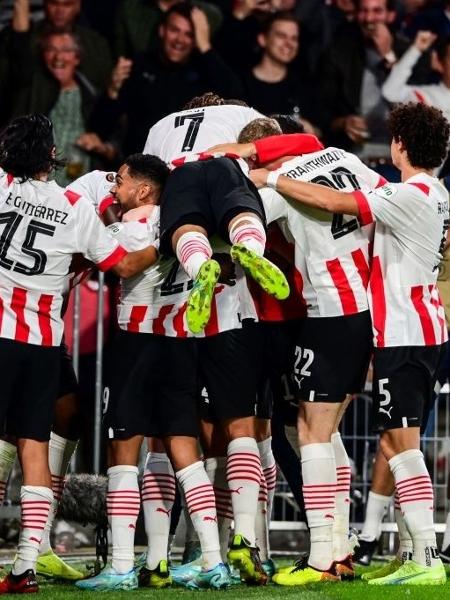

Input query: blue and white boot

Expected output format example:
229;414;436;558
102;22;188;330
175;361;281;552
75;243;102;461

75;566;138;591
186;563;232;590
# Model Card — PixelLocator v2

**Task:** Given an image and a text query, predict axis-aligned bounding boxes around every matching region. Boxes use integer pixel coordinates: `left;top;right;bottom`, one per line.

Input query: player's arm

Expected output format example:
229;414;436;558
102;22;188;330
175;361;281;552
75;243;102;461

111;246;159;278
251;168;359;216
207;134;324;163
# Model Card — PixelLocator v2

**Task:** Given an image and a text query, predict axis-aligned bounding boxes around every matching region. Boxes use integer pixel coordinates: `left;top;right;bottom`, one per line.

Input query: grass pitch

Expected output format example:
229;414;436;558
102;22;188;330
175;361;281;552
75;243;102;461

3;561;450;599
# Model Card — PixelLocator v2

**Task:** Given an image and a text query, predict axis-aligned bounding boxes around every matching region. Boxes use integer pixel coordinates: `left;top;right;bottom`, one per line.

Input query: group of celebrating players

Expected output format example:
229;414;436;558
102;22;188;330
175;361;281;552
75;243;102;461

0;90;449;593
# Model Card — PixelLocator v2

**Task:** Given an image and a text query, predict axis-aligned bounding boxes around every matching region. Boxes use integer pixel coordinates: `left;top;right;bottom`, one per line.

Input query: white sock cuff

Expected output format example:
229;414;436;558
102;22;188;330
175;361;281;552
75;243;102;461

49;432;69;451
176;231;210;256
107;465;139;477
145;452;172;469
330;432;341;444
369;491;393;503
21;485;53;501
258;437;274;465
227;437;259;454
176;460;203;481
388;449;423;472
301;443;334;462
229;214;264;233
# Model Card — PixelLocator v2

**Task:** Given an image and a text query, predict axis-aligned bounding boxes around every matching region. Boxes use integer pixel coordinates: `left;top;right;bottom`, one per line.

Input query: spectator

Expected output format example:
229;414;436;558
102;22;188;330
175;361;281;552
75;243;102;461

382;31;450;173
2;0;112;95
407;0;450;38
242;13;319;132
9;27;118;185
93;3;243;155
317;0;429;175
114;0;223;59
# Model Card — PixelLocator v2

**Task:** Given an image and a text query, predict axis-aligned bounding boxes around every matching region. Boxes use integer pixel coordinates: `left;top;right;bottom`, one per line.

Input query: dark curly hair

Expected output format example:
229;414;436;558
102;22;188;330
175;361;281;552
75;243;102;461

183;92;225;110
124;153;170;191
0;114;64;181
387;102;449;169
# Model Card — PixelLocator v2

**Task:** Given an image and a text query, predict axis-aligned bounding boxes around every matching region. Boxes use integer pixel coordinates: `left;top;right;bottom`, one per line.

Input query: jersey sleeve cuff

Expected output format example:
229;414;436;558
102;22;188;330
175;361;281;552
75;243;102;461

98;195;115;215
375;175;388;188
97;245;128;271
353;190;374;225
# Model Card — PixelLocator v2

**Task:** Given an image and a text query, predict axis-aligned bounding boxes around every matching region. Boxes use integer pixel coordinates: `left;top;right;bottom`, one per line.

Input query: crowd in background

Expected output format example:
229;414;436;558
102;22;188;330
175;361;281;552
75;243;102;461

0;0;449;187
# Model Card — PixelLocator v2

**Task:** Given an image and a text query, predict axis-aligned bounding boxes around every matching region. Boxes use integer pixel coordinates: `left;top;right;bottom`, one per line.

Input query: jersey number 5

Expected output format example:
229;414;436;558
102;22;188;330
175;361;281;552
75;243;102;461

0;211;55;276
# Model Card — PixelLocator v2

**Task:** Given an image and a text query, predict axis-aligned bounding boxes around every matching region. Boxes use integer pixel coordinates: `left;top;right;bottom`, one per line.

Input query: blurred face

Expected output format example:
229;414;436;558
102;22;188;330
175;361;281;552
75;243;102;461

159;13;195;64
45;0;81;30
42;33;79;87
260;20;299;65
357;0;393;35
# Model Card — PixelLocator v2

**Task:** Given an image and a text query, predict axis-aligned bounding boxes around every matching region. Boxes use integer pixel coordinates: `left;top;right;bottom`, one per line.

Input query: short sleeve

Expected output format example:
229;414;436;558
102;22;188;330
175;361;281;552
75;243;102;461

353;183;422;230
67;170;116;213
260;187;288;224
73;197;127;270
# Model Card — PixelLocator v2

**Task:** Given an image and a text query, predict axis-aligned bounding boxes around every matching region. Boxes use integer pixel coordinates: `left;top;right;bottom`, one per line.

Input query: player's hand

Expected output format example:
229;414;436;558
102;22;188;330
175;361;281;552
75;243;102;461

108;56;133;99
369;23;394;58
191;7;211;53
344;115;370;143
233;0;268;19
207;142;256;158
122;205;156;222
249;168;269;188
213;253;236;286
414;30;437;52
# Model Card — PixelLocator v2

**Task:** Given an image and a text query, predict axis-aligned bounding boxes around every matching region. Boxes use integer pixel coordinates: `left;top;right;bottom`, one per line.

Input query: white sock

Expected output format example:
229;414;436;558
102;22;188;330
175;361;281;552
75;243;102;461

13;486;53;575
389;450;439;568
258;437;277;520
176;461;221;570
40;433;78;554
255;466;269;561
331;432;351;561
141;452;175;570
205;457;232;563
175;232;212;280
228;215;266;256
107;465;140;574
301;443;336;571
394;491;413;562
360;491;392;542
226;437;261;546
0;440;17;504
442;512;450;551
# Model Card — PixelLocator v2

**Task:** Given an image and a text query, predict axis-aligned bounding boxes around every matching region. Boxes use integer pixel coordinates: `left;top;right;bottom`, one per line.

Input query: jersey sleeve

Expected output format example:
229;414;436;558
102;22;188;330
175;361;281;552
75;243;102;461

73;197;127;270
255;134;324;164
66;170;116;214
260;187;288;224
353;182;423;230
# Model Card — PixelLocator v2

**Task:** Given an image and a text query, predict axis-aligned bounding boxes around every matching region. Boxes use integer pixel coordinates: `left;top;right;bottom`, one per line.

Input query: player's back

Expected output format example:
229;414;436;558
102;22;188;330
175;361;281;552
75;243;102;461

0;170;117;345
263;147;383;317
143;105;262;162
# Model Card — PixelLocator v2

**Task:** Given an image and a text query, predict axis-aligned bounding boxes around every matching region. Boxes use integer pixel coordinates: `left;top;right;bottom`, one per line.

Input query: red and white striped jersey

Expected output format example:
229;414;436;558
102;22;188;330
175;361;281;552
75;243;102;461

109;215;249;337
261;147;384;318
143;104;263;162
0;170;126;346
354;173;449;347
67;169;116;214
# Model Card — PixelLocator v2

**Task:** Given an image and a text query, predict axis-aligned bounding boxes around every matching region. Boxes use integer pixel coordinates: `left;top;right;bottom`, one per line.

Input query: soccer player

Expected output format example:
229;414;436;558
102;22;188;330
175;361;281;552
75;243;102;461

144;93;289;334
250;102;450;585
0;114;160;595
216;124;387;584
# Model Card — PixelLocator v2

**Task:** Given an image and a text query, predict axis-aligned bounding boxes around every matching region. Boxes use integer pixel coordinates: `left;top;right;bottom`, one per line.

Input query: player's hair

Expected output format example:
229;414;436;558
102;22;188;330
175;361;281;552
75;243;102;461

387;102;449;169
0;114;64;181
183;92;225;110
224;98;249;107
270;114;304;134
161;2;193;26
259;11;299;36
124;153;170;190
435;34;450;62
238;118;282;144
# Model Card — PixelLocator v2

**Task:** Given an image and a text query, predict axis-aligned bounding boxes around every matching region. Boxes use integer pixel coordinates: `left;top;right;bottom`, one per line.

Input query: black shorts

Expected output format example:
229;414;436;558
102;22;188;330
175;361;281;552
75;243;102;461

159;157;266;255
372;343;447;432
199;320;264;422
294;311;372;403
259;320;303;424
58;341;79;398
1;338;60;441
104;330;199;439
